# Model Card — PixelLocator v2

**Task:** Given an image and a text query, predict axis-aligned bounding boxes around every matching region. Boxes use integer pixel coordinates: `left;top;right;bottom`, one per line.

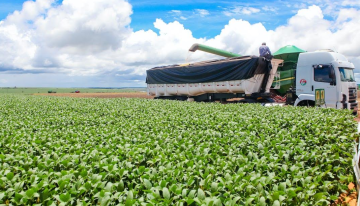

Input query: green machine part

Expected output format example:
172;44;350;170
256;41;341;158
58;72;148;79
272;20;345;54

189;43;241;58
272;45;306;95
273;69;296;94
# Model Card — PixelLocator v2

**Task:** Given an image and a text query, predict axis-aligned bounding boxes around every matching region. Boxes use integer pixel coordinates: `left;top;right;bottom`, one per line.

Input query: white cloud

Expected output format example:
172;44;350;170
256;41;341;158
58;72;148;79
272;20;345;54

223;6;260;16
35;0;132;54
0;1;360;85
195;9;209;17
0;22;37;71
168;10;187;20
352;57;360;73
117;19;207;75
302;0;359;17
169;10;181;15
169;9;209;20
262;6;278;13
5;0;55;29
293;3;308;10
342;0;360;6
0;0;133;76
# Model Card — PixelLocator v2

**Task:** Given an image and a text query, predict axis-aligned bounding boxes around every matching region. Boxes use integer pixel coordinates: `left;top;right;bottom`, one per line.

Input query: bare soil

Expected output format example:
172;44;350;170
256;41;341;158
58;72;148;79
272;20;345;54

354;115;360;122
35;92;154;99
331;183;357;206
355;95;360;122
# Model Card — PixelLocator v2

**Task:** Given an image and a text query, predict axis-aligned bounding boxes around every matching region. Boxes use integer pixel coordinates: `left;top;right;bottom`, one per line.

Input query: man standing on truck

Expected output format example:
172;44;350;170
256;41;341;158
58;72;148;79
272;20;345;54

259;42;272;59
259;43;273;87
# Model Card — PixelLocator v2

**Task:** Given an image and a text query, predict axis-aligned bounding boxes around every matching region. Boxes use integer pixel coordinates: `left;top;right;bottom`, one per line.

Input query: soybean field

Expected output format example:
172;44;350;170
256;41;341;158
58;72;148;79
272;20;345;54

0;94;358;205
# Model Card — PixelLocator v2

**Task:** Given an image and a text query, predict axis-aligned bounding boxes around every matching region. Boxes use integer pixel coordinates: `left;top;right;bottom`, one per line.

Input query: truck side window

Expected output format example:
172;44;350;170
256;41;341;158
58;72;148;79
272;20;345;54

314;65;333;83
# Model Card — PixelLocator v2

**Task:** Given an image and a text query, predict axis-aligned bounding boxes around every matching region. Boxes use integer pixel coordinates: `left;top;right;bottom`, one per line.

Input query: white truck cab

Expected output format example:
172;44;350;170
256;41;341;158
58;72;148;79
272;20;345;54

294;50;358;113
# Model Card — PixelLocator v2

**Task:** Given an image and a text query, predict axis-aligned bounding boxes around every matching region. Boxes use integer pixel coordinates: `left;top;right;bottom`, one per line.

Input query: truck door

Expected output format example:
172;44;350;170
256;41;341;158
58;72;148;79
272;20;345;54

312;65;338;108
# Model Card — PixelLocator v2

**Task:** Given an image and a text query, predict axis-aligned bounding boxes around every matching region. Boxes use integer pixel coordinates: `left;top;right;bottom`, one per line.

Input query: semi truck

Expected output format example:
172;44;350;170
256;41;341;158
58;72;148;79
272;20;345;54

146;44;358;114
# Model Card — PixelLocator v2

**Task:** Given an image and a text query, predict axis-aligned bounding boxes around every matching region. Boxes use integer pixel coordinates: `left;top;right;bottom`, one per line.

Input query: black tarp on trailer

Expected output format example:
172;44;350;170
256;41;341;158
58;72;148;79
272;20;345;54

146;56;267;84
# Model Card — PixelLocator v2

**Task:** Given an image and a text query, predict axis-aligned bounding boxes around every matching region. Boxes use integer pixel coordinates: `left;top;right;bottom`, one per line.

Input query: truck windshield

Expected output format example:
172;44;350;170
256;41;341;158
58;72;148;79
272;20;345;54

339;67;355;82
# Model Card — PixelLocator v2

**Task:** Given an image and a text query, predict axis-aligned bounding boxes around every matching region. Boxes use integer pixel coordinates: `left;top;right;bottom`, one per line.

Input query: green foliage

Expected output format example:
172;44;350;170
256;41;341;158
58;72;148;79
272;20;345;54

0;94;357;205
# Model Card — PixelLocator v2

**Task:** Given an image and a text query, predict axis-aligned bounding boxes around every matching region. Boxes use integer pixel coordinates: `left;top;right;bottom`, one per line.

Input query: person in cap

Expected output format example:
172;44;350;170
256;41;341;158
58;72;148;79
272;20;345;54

259;42;271;57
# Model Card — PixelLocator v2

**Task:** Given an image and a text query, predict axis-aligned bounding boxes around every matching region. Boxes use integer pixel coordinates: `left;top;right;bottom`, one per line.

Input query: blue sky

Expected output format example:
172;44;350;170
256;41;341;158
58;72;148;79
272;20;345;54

0;0;322;38
0;0;359;87
129;0;288;38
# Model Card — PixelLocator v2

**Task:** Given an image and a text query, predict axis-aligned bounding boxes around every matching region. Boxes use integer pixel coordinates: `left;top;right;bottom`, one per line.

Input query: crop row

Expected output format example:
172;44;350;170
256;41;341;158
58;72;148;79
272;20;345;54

0;95;358;205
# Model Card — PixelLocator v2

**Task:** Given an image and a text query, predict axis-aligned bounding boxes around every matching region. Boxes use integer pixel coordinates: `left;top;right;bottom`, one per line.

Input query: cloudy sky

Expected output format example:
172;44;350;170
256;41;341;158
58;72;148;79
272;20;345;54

0;0;359;87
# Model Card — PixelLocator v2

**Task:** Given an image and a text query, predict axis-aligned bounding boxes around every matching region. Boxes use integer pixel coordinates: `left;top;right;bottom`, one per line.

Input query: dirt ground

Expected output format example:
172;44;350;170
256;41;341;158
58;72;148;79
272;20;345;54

355;92;360;122
35;92;154;99
354;114;360;122
331;183;357;206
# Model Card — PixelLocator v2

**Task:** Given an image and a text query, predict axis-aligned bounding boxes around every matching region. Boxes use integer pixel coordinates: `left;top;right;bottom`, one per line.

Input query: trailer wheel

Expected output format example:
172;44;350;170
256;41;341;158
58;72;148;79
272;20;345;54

175;96;188;101
297;100;315;107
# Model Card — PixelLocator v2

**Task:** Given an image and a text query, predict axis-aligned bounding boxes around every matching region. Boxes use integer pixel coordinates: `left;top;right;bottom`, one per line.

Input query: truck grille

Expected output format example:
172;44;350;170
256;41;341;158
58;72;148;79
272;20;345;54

349;87;357;110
